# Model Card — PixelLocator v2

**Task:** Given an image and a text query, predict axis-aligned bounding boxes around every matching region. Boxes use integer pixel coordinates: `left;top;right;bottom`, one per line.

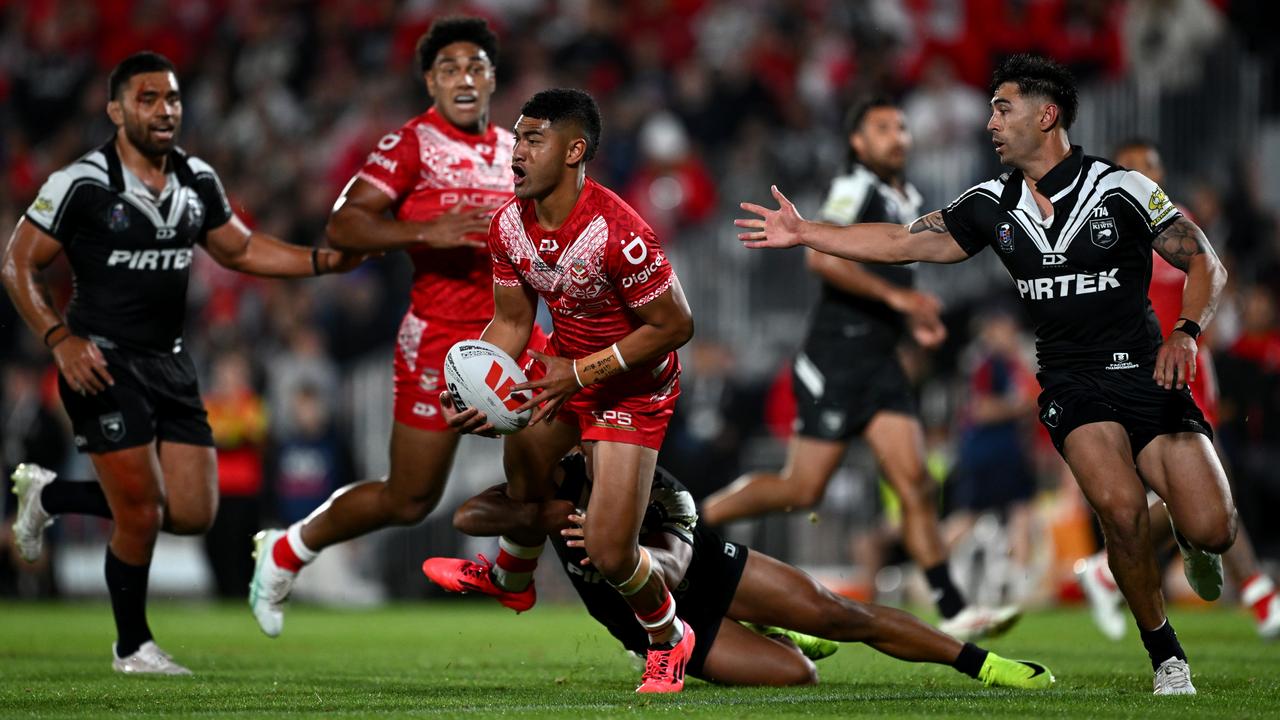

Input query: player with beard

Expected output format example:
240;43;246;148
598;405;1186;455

423;89;698;693
244;17;547;638
701;98;1019;641
442;452;1055;689
735;54;1235;695
1074;138;1279;642
4;51;365;674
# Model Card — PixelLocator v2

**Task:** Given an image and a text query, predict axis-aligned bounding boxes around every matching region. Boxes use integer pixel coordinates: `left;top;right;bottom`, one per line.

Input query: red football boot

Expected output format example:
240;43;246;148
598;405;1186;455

421;554;536;613
636;620;696;693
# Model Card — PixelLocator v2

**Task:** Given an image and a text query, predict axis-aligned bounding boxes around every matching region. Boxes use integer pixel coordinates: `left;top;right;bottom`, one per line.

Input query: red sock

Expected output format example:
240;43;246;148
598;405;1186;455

272;535;305;573
492;537;541;592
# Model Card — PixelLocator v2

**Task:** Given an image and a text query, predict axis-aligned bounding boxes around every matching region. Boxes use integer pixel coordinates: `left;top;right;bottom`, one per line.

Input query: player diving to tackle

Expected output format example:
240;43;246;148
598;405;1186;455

735;54;1235;695
443;452;1055;689
423;88;699;693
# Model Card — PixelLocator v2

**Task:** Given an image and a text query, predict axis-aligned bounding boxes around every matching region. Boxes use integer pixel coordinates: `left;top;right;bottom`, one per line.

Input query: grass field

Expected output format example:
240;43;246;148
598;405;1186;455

1;601;1276;718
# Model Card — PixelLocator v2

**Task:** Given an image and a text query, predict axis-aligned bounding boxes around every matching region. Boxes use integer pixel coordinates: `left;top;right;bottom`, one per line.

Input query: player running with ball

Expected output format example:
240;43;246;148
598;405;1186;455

423;88;698;693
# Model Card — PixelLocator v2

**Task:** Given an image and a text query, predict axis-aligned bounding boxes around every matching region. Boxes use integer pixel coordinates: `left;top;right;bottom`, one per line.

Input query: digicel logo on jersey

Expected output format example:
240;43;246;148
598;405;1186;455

622;251;667;289
106;248;193;270
1016;269;1119;300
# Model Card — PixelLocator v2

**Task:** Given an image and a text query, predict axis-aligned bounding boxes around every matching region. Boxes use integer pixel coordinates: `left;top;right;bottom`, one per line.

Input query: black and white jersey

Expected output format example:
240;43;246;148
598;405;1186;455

941;146;1180;373
809;164;923;351
24;139;233;354
549;454;700;650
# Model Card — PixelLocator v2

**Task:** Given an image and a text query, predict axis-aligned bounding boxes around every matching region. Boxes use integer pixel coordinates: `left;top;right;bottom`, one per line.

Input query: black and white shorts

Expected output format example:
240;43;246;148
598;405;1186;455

1036;363;1211;459
58;342;214;454
791;345;915;441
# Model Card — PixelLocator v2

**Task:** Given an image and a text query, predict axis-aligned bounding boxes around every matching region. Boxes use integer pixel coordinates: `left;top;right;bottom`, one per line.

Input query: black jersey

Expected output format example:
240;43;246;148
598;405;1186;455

807;164;923;352
941;146;1180;373
24;139;233;354
549;454;703;652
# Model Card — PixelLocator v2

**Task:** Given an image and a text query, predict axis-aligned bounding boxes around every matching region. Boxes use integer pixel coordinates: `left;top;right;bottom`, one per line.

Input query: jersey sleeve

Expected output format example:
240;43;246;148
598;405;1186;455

1119;170;1183;242
25;167;96;243
488;206;524;288
940;190;990;257
609;224;673;308
186;157;234;232
355;125;422;201
647;467;698;545
818;172;876;225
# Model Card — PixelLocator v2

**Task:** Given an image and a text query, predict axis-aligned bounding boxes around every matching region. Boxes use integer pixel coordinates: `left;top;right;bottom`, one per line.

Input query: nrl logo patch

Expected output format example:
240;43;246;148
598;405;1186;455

33;197;54;214
1090;217;1118;249
99;412;126;442
995;222;1015;253
107;203;130;232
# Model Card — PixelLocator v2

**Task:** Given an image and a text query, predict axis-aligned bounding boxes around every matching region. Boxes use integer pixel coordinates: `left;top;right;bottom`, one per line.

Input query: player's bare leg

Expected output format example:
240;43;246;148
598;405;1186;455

155;441;218;535
91;445;191;674
1064;422;1191;692
1136;433;1235;600
700;436;847;525
699;619;818;686
725;551;1051;688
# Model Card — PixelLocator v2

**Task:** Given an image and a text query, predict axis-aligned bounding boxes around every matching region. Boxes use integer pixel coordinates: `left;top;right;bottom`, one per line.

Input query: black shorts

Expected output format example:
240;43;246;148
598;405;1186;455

792;346;915;441
677;535;749;679
58;343;213;454
1036;363;1212;459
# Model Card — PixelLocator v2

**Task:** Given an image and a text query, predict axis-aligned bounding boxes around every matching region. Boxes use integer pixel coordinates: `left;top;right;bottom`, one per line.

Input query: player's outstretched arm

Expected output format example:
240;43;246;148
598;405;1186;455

202;215;366;277
737;186;969;264
805;250;947;348
562;510;693;583
2;218;114;394
326;178;490;253
1151;216;1227;390
453;484;576;539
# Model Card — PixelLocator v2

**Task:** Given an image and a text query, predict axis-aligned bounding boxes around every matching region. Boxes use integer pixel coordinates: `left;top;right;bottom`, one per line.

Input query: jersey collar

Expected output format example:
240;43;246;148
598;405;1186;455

999;144;1085;210
423;107;497;147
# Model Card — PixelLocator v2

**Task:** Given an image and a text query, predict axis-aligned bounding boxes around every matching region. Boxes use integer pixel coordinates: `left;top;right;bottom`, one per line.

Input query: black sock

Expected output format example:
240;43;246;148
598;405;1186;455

105;548;153;657
41;480;113;518
1139;619;1186;671
952;642;989;679
924;563;966;619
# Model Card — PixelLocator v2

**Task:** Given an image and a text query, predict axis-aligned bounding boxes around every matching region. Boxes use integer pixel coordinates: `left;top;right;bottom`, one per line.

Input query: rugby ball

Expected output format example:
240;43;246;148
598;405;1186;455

443;340;533;435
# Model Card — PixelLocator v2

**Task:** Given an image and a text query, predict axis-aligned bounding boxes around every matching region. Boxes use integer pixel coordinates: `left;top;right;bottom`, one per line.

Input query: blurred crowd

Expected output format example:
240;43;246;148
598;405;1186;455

2;0;1278;605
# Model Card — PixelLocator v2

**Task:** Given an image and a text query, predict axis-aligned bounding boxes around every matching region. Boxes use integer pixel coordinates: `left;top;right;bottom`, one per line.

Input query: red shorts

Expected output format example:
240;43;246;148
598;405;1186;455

552;358;681;451
393;310;548;431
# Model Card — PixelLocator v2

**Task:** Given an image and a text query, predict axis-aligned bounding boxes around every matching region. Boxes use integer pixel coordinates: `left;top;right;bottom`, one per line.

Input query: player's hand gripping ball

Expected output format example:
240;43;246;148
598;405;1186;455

443;340;532;435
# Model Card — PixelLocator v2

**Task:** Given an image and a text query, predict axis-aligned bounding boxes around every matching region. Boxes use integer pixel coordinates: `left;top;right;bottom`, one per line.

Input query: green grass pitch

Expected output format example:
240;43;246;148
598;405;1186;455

1;601;1276;718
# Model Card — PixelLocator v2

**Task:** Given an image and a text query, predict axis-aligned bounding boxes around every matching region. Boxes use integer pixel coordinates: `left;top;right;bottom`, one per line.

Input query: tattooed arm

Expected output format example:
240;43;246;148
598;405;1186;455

1151;216;1227;389
736;186;970;264
1153;217;1227;330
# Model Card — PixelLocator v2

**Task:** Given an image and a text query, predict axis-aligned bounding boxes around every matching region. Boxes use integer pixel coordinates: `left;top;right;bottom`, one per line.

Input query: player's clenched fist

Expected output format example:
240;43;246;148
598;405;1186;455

1154;331;1197;390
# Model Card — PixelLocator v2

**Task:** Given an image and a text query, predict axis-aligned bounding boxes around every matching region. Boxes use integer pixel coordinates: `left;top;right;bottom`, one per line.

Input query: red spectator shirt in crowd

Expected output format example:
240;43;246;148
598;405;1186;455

489;177;680;395
356;108;514;323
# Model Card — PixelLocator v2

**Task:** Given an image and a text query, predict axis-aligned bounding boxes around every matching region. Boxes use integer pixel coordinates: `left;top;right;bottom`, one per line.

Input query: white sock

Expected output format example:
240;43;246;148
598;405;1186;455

492;536;542;592
286;522;319;565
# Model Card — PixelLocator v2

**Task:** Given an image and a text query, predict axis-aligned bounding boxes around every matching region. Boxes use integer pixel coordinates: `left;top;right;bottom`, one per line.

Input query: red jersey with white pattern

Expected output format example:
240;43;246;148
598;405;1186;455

355;107;514;322
489;178;680;394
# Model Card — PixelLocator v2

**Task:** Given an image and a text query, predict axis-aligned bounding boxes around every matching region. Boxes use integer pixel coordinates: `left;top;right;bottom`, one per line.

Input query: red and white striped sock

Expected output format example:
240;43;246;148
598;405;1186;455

272;523;318;574
492;536;542;592
1094;552;1119;591
1241;573;1276;621
636;590;683;646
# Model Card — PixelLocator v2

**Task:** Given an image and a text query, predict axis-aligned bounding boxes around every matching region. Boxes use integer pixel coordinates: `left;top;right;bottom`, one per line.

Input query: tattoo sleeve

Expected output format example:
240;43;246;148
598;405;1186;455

1152;217;1213;272
907;211;948;234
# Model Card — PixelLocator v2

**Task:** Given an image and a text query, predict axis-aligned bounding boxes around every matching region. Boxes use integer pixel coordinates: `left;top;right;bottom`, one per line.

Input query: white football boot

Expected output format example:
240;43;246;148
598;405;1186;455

1075;553;1127;641
11;463;57;563
1170;519;1223;602
249;529;295;637
1152;656;1195;695
938;604;1022;642
112;641;193;675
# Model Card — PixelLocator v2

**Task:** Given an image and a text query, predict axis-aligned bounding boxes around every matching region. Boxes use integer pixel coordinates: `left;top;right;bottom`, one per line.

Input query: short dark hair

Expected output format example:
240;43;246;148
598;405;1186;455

108;51;177;100
417;17;499;74
844;95;899;167
990;54;1078;131
520;89;602;162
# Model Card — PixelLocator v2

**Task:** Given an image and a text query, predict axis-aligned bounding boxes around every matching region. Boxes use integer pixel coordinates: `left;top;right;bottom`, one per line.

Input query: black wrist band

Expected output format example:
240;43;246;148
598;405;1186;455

311;248;322;276
41;320;65;345
1173;318;1201;341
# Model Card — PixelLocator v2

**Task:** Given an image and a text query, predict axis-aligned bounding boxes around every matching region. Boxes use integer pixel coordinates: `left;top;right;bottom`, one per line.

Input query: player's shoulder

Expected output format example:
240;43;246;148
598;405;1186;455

820;165;879;223
172;147;222;181
945;176;1005;212
587;179;655;239
44;149;112;194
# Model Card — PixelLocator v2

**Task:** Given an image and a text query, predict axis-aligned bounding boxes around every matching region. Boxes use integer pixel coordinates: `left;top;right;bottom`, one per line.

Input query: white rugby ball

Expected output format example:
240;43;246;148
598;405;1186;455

444;340;533;435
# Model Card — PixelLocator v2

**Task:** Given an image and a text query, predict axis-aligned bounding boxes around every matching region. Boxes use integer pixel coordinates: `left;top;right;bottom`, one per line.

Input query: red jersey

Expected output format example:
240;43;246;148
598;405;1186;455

355;108;514;322
489;178;680;394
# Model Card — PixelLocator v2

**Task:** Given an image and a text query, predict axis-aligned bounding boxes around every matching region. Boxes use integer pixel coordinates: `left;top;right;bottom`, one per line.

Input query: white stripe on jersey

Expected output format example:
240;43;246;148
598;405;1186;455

26;154;110;235
819;167;876;224
1055;161;1119;254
